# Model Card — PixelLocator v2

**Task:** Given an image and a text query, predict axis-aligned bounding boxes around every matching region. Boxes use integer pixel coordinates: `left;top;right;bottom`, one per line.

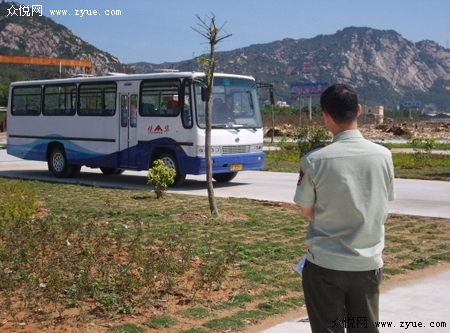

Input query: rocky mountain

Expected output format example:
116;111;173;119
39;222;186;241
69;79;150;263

0;1;124;77
132;27;450;110
0;0;449;110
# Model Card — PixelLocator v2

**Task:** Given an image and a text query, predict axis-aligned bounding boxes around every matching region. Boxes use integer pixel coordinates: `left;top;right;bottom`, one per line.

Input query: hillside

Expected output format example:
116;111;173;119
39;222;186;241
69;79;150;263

132;27;450;110
0;1;125;103
0;1;449;110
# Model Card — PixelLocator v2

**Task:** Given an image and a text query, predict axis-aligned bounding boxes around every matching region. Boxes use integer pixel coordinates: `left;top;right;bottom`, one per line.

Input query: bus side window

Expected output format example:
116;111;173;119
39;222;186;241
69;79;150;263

121;95;128;127
130;94;138;127
140;80;180;117
12;86;42;116
79;83;116;116
43;84;76;116
182;85;192;127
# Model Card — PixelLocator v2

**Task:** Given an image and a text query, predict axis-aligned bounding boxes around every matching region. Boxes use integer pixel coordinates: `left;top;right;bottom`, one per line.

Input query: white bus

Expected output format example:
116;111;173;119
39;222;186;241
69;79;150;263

6;72;265;186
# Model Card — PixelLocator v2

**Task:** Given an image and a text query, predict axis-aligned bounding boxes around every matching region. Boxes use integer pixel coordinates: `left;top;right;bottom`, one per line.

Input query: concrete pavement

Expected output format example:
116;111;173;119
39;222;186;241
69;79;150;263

257;264;450;332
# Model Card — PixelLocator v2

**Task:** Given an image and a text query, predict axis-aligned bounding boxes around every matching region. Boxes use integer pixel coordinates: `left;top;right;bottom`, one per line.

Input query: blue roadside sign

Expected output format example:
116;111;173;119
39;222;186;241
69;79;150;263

290;82;328;95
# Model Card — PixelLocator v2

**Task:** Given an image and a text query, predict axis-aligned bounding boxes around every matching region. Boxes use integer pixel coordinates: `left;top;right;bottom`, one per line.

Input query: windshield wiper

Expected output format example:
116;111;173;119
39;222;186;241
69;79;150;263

211;124;241;132
238;124;259;130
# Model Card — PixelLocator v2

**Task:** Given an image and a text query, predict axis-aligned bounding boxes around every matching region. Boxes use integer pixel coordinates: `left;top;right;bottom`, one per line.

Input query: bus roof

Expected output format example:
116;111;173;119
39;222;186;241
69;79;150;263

9;72;256;87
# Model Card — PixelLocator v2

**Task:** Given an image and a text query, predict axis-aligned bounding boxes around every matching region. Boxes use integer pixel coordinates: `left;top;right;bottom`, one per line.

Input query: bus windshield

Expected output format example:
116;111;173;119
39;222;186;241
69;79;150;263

195;77;263;129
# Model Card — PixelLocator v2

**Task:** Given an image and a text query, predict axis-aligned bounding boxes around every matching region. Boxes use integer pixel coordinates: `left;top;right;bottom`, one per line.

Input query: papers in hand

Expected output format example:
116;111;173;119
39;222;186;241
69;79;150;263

295;255;307;275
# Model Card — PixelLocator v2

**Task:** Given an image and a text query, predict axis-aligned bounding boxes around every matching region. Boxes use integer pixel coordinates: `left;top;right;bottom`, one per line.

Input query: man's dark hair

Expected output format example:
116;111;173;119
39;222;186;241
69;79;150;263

320;84;359;124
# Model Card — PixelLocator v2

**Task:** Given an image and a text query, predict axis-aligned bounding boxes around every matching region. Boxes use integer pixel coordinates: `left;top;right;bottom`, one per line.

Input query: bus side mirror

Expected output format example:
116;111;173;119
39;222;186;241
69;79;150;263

269;87;275;105
201;86;207;102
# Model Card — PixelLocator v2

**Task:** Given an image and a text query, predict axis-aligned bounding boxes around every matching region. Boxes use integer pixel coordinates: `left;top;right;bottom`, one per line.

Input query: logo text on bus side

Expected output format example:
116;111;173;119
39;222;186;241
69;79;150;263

147;125;169;135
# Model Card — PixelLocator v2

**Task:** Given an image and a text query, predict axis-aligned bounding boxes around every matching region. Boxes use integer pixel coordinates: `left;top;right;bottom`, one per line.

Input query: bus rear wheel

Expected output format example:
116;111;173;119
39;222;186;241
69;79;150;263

213;171;238;183
158;152;186;187
48;147;73;178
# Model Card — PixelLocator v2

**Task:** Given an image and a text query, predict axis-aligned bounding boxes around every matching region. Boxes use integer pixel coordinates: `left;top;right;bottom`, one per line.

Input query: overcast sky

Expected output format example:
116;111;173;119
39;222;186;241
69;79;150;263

13;0;450;64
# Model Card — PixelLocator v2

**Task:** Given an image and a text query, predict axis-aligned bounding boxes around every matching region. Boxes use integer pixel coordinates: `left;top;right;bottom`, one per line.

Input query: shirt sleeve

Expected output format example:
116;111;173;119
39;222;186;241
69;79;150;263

293;157;316;208
388;159;396;201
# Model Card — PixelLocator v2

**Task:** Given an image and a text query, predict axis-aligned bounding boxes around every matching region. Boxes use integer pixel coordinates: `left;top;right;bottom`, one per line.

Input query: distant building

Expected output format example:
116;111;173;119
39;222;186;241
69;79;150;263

276;100;290;107
361;105;384;124
429;113;450;123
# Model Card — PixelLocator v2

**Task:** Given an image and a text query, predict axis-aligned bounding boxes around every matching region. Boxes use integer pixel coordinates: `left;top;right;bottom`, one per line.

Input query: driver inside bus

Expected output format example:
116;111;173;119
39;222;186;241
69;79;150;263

213;94;234;123
165;100;178;115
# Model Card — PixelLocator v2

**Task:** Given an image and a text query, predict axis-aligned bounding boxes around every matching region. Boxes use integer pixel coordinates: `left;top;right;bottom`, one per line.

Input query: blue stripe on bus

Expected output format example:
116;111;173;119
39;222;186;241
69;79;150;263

7;136;265;174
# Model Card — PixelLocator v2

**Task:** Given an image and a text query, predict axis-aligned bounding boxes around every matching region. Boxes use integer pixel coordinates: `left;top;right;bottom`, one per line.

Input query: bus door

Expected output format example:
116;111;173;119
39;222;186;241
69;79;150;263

118;82;139;168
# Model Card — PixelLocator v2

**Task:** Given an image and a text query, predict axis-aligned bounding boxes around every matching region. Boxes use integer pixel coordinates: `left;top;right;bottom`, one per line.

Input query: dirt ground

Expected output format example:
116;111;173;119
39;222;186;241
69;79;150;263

360;121;450;140
266;121;450;141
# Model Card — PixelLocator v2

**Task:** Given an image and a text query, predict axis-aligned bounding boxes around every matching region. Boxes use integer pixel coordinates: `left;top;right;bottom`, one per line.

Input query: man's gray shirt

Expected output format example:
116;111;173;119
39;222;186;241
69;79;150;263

294;130;396;271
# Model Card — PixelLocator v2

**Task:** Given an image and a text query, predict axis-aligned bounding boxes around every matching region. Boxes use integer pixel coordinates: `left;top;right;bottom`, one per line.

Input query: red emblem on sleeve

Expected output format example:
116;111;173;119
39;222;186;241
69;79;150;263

297;169;305;186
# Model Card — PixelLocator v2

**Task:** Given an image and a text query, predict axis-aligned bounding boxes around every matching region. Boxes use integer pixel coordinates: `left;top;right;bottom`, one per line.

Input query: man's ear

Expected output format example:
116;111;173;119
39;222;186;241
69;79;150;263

322;109;331;123
357;104;362;117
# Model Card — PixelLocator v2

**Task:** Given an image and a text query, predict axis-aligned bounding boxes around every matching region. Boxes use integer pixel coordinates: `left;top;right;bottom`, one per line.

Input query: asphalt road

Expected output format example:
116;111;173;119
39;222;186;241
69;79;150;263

1;150;450;219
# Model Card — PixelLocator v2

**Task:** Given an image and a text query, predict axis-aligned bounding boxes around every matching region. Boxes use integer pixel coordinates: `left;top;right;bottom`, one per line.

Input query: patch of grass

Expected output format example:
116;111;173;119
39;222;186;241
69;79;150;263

430;252;450;261
285;296;306;307
229;292;254;305
178;327;210;333
178;307;213;319
0;179;449;332
264;146;450;181
257;300;294;315
402;257;438;270
106;324;145;333
233;309;269;324
384;142;450;150
203;316;245;331
383;267;405;276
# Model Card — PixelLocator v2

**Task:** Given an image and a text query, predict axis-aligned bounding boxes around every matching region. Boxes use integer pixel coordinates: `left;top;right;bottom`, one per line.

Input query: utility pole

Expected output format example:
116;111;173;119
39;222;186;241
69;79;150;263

299;95;302;126
308;95;312;120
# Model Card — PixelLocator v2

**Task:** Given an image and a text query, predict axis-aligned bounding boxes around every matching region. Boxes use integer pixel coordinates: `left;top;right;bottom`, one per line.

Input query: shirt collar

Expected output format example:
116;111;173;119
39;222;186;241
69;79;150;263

332;129;363;143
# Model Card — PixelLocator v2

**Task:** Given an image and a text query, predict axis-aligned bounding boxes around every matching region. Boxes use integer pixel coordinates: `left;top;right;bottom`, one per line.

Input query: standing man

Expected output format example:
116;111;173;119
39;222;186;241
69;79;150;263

294;84;395;333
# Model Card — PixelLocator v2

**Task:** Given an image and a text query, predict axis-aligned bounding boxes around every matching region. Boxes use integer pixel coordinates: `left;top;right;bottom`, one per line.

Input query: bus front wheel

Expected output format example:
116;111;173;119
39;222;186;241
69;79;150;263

213;171;238;183
158;153;186;187
48;147;73;178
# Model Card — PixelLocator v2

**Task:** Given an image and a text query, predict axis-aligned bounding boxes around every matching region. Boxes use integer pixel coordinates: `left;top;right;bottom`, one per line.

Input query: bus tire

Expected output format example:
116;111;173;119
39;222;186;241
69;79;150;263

48;147;73;178
100;167;120;175
213;171;238;183
159;152;186;187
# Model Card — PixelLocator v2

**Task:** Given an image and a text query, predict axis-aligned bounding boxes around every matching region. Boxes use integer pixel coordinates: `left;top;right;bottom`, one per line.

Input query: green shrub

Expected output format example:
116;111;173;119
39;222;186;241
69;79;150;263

295;125;331;156
147;159;176;198
409;136;437;166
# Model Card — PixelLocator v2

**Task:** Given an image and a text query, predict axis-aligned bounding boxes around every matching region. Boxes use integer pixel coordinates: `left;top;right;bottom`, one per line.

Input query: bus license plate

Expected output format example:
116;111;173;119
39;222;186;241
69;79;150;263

230;164;243;171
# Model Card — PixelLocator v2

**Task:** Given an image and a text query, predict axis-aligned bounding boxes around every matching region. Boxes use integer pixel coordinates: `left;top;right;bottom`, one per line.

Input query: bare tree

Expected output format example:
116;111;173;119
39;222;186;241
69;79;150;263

192;14;232;215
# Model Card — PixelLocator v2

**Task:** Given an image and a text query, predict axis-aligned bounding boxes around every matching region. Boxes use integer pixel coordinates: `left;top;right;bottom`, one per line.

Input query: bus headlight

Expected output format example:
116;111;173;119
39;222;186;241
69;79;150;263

250;144;264;152
197;146;222;156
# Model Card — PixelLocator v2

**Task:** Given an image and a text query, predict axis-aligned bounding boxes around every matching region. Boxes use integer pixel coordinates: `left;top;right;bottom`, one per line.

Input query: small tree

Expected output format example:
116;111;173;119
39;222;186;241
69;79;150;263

192;14;231;215
409;136;436;167
147;159;176;199
295;125;332;156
